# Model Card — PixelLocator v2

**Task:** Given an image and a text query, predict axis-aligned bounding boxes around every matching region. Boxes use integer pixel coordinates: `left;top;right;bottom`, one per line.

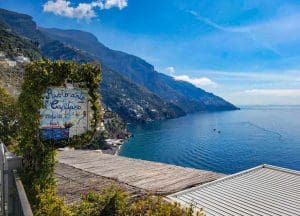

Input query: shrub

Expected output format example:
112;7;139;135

0;87;19;145
129;196;202;216
72;186;128;216
71;186;205;216
33;186;72;216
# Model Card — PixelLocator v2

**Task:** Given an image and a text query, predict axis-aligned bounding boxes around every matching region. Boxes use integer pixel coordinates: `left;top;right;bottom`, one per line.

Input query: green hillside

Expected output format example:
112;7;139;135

0;21;41;60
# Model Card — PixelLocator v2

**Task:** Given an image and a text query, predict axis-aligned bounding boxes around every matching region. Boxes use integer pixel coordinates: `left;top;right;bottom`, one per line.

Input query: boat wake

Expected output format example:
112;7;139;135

241;121;283;140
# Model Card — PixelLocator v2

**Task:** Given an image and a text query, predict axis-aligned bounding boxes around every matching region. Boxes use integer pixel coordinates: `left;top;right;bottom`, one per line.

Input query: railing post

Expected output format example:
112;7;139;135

0;144;5;216
0;142;32;216
13;171;33;216
6;153;22;215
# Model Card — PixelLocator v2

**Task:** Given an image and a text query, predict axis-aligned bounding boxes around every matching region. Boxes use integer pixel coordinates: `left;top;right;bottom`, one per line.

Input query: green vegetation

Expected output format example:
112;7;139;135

34;185;205;216
101;66;185;123
71;186;205;216
0;21;41;60
41;40;93;63
17;60;101;212
0;13;207;212
0;9;209;215
0;63;25;95
33;186;73;216
103;110;130;139
12;60;205;215
0;87;19;145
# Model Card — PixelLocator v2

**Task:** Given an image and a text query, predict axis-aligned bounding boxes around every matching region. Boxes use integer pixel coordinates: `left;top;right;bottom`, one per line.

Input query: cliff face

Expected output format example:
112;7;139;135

101;65;185;122
41;28;238;112
0;8;48;45
0;21;41;60
0;8;186;123
0;20;42;95
0;8;238;123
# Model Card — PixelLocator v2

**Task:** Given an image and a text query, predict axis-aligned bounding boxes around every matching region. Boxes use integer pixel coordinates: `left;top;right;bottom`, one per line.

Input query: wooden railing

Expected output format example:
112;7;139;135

0;143;33;216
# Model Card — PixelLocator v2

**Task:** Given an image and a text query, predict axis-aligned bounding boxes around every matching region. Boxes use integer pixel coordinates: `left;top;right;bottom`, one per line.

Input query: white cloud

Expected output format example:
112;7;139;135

244;89;300;97
185;69;300;83
187;10;300;55
165;66;175;75
187;10;249;33
173;75;217;88
227;89;300;105
164;66;217;88
104;0;127;9
43;0;127;19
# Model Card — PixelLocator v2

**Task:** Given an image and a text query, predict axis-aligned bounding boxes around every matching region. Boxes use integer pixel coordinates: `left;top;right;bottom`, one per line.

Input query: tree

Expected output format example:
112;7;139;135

18;60;101;213
0;87;19;145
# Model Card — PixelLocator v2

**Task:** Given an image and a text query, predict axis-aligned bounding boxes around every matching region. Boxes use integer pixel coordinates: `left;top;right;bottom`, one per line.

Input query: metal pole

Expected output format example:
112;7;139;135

1;143;8;216
0;143;5;216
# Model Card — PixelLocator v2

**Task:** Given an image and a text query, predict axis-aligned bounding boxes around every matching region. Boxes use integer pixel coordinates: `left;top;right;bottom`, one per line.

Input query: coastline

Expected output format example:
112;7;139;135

114;142;122;155
101;108;240;156
113;108;300;174
104;138;125;155
101;136;130;155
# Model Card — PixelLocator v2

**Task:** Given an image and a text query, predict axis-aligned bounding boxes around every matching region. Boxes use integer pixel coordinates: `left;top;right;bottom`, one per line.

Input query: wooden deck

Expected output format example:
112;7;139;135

56;150;223;203
55;163;146;204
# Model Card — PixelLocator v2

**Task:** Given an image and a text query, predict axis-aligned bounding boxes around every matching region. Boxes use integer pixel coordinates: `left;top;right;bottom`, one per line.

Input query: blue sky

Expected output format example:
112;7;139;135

1;0;300;105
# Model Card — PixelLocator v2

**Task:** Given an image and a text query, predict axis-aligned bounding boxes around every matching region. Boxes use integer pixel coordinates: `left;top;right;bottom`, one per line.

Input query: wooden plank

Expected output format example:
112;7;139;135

57;150;223;196
55;163;146;204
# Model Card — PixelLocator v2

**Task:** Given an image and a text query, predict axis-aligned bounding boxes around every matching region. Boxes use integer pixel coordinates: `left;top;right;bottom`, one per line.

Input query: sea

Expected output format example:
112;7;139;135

119;106;300;174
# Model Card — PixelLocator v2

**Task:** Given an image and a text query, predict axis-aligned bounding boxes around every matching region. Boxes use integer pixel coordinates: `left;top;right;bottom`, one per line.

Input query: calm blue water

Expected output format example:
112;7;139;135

119;106;300;174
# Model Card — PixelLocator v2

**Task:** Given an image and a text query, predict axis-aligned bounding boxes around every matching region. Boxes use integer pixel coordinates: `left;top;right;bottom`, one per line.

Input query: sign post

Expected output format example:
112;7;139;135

40;87;92;140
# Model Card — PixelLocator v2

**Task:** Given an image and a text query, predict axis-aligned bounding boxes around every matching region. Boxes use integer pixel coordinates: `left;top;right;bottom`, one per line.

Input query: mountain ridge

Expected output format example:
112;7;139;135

0;8;186;122
40;27;238;113
0;8;238;123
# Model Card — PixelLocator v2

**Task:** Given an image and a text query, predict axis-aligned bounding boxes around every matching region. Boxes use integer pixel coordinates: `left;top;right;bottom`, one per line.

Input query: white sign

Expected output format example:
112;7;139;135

40;87;91;140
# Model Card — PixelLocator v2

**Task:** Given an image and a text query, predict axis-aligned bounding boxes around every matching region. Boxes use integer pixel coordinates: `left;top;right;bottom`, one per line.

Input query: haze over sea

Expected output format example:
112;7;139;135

120;106;300;174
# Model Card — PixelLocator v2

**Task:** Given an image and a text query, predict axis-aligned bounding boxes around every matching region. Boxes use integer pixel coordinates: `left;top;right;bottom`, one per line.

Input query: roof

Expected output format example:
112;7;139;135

58;150;223;195
168;164;300;216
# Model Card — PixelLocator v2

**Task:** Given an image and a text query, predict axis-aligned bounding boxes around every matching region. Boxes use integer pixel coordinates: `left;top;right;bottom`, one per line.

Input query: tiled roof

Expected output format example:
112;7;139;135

168;165;300;216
